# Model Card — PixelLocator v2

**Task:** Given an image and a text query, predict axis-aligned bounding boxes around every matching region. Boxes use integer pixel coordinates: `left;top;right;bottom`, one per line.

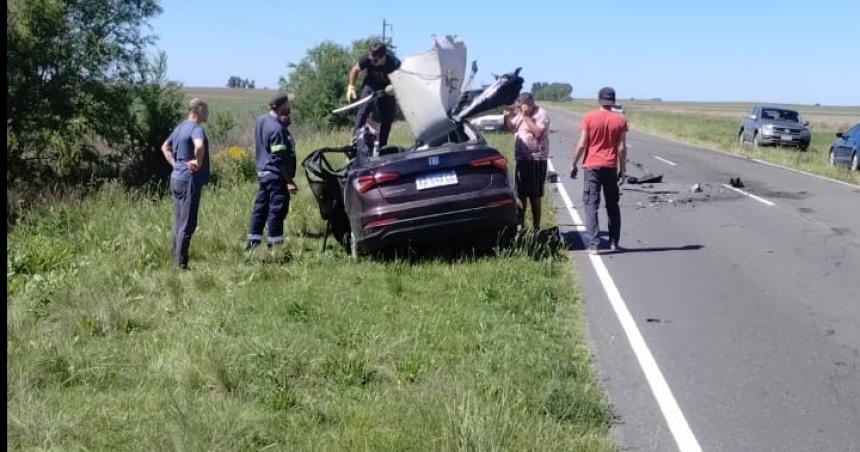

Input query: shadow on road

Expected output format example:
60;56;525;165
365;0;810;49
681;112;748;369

600;245;704;254
561;230;704;254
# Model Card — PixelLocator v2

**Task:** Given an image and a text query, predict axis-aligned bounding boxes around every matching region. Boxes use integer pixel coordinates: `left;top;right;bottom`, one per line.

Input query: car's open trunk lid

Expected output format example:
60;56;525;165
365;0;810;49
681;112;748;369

388;36;466;144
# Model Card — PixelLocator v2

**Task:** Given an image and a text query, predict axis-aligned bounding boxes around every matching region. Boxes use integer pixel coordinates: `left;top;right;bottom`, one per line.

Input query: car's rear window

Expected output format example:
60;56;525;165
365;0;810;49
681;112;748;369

760;109;800;122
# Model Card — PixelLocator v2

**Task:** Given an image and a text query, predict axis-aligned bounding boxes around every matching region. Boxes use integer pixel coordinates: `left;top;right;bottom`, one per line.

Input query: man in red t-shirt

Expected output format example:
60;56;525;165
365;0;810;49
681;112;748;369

571;87;628;254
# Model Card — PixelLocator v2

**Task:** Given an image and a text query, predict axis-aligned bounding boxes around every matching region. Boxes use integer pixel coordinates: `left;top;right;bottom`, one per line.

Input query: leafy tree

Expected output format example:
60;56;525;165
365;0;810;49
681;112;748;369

207;111;237;151
280;37;394;129
531;82;574;102
119;52;186;185
7;0;183;188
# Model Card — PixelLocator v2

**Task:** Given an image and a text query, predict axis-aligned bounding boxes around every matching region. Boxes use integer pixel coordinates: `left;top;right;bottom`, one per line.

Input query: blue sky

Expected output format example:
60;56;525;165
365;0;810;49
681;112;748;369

152;0;859;105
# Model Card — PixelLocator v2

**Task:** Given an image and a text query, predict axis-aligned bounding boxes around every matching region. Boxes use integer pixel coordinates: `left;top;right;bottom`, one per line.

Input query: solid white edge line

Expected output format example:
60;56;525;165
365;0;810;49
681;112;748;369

547;159;703;452
654;155;678;166
750;157;858;189
551;162;587;231
720;184;776;206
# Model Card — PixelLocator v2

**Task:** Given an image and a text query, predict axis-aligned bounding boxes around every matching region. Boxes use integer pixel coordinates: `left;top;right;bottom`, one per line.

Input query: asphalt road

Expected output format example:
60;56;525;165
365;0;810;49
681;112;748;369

543;106;860;452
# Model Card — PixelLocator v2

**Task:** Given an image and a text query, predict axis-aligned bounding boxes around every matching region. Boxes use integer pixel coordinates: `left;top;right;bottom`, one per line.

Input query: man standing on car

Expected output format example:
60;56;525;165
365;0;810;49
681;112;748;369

346;41;401;147
245;94;297;251
571;87;628;255
161;98;210;269
504;92;551;229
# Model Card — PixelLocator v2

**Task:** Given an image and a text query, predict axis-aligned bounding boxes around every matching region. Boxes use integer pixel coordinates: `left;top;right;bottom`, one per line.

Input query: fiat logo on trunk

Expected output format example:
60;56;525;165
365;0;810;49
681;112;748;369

428;156;440;166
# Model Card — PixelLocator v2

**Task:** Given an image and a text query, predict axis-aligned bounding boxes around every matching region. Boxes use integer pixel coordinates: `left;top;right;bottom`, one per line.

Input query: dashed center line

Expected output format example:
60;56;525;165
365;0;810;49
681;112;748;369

720;184;776;206
654;155;678;166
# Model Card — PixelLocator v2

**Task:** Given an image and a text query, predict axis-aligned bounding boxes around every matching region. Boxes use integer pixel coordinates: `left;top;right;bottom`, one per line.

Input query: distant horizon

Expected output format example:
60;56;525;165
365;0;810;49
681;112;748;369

154;0;859;107
180;86;860;108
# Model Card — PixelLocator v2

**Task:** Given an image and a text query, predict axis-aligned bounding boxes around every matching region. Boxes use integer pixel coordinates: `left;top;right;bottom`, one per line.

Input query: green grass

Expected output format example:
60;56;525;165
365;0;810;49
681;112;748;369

549;101;859;185
184;87;277;120
7;124;614;451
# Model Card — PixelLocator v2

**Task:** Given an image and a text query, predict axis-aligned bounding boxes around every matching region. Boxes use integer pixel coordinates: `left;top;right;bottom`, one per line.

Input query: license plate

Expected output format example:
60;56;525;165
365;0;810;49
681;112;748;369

416;170;458;190
781;135;793;141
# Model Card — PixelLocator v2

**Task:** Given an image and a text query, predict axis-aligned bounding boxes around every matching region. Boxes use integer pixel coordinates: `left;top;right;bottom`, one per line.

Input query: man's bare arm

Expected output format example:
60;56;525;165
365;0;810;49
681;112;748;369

348;63;361;87
188;137;205;172
161;138;175;168
617;131;628;177
573;129;588;167
503;108;515;131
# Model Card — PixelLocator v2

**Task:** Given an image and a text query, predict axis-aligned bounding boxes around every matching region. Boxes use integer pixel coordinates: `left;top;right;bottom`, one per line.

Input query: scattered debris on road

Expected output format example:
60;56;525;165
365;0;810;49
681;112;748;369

691;183;702;193
626;173;664;184
730;177;745;188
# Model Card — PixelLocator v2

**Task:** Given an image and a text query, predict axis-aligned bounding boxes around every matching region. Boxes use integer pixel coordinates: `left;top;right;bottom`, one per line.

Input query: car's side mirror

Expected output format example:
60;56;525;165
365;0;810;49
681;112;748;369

803;120;809;126
836;132;843;138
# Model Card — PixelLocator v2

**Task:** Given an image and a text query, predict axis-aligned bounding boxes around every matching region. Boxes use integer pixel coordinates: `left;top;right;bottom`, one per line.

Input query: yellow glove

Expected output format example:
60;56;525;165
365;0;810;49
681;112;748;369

346;85;357;102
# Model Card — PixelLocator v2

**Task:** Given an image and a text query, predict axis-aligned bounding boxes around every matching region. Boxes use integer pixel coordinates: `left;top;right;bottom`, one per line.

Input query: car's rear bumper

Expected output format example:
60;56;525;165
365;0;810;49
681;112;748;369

356;190;518;253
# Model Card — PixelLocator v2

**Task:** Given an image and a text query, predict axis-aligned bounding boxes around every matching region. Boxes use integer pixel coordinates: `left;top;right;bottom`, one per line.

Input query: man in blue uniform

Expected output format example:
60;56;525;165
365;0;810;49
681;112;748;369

161;98;210;269
245;94;297;251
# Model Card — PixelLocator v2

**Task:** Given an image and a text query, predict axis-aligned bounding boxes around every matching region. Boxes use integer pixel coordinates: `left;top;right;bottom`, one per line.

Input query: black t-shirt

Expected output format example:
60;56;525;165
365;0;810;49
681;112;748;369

358;53;401;90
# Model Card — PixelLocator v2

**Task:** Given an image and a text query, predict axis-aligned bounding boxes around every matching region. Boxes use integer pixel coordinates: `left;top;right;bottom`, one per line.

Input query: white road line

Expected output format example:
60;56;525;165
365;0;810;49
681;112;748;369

720;184;776;206
750;157;858;189
654;155;678;166
547;159;703;452
544;106;858;190
552;167;587;231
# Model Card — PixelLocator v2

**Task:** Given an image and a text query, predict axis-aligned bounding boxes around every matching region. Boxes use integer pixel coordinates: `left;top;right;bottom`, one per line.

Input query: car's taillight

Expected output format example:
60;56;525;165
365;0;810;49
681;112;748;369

470;154;507;170
365;217;397;228
355;171;400;193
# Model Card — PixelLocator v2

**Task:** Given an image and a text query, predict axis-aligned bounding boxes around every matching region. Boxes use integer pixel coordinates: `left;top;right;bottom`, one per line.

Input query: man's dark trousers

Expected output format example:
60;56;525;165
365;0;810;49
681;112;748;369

170;177;203;267
583;166;621;249
353;85;395;147
248;174;289;245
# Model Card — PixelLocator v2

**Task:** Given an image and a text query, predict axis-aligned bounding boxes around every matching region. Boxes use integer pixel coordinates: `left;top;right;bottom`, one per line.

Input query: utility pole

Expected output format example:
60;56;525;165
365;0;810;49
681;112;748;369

382;18;393;45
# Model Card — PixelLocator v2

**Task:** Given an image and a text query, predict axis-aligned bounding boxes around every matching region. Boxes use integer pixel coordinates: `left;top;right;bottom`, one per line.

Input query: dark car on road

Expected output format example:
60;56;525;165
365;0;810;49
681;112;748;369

738;105;811;150
304;37;523;257
829;123;860;171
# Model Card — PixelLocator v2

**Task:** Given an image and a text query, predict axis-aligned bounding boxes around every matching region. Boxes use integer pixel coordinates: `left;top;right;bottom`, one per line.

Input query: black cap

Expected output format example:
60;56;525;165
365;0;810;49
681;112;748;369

598;87;616;106
269;94;289;110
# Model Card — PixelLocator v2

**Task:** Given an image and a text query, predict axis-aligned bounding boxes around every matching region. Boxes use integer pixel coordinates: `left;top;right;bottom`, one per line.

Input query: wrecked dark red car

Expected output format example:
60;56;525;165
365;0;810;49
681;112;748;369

303;36;523;257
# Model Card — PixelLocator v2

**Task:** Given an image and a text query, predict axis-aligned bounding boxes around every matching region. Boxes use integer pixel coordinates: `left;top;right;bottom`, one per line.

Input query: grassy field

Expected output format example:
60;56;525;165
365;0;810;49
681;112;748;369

182;88;281;153
184;87;278;119
550;100;859;185
7;120;614;450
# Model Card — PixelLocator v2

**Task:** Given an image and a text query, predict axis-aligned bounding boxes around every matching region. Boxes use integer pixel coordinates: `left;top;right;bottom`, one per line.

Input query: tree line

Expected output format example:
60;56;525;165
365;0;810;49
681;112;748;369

530;82;573;102
227;76;256;89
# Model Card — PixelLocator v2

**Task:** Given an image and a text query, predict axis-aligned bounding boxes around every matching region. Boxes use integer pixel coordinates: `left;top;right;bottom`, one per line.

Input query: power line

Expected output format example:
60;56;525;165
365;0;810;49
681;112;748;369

161;0;316;46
